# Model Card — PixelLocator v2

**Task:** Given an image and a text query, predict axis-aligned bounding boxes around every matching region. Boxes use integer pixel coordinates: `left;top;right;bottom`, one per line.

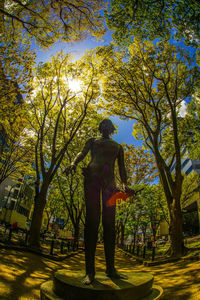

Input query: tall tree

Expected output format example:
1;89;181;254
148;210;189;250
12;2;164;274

94;41;199;256
115;143;157;245
138;185;166;242
116;184;165;246
26;52;100;247
55;110;104;247
44;185;69;232
105;0;200;47
0;0;106;116
56;168;85;248
0;0;107;178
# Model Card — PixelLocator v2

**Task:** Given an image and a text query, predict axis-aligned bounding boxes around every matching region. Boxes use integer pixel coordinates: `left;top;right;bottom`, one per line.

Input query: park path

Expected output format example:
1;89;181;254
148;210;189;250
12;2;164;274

0;245;199;299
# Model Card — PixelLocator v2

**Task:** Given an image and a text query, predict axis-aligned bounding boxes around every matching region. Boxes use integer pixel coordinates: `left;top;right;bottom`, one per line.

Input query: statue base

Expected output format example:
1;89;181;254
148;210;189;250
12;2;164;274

40;270;163;300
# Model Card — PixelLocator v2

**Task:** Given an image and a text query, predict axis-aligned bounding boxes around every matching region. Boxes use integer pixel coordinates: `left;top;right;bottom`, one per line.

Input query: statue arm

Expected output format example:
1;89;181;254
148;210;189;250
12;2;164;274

117;145;127;185
71;138;94;168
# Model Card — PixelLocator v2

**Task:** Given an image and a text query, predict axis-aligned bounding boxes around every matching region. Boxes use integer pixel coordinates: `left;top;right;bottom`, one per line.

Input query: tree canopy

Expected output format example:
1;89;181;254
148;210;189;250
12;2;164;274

1;0;106;47
91;40;199;255
123;143;157;185
105;0;200;47
26;51;102;247
1;0;200;256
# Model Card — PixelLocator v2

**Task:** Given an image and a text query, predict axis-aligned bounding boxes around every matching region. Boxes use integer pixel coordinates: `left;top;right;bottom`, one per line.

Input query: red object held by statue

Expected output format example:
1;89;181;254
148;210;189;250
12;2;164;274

107;191;129;207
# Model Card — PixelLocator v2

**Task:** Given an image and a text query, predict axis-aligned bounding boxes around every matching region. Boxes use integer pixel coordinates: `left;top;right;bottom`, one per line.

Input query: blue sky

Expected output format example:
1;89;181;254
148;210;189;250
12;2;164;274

35;32;140;146
34;31;113;63
110;117;141;146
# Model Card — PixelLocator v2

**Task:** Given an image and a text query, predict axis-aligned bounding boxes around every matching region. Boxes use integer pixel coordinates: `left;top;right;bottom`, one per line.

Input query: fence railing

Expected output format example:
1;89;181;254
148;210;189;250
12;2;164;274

119;242;158;261
0;224;82;256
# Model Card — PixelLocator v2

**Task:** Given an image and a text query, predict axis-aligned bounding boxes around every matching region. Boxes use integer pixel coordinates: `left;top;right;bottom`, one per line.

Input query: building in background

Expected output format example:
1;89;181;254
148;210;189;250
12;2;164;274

170;148;200;176
170;150;200;234
0;176;34;229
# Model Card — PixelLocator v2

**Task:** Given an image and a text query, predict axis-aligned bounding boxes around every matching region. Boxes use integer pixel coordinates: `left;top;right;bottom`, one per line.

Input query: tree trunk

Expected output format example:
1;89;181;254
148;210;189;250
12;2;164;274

154;148;184;256
46;217;50;231
115;223;120;245
28;187;47;248
120;222;125;246
133;231;136;247
73;223;80;250
142;225;147;243
169;199;184;256
151;224;157;242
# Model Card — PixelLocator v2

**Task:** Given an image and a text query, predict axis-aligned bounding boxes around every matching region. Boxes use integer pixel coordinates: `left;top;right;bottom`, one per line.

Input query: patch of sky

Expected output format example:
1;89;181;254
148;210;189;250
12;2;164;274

110;116;142;147
32;31;113;64
168;38;197;66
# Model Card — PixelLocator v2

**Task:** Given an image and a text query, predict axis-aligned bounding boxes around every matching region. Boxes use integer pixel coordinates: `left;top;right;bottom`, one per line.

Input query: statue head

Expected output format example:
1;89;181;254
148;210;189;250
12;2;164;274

98;119;115;135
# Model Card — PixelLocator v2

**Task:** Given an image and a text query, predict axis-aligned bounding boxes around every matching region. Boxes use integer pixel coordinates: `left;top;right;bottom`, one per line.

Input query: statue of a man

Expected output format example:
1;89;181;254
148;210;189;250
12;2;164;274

70;119;129;285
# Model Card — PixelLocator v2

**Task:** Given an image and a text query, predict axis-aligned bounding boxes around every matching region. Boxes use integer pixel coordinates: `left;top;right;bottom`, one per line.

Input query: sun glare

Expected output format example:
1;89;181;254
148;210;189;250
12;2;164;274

68;79;81;92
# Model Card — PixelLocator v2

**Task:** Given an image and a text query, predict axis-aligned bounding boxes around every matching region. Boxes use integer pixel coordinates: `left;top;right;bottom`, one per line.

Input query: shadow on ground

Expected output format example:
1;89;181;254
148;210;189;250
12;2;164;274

0;245;199;299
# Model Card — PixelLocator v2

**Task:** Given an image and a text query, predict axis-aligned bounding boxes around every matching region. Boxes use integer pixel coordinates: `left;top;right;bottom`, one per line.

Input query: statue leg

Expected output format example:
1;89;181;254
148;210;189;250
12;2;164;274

102;184;116;275
84;177;101;282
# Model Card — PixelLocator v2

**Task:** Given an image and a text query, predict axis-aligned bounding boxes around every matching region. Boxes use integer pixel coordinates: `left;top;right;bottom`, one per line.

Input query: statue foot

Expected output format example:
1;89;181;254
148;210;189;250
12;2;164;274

82;274;94;285
106;269;127;279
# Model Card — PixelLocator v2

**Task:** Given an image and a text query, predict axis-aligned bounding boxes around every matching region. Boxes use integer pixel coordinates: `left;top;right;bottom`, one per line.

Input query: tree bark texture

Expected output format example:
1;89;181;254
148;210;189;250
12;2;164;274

169;199;184;256
155;150;184;256
73;223;80;249
28;187;48;248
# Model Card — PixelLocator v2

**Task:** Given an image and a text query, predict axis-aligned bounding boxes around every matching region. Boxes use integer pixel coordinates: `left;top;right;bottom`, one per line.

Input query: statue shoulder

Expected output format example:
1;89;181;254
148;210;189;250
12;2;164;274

87;137;95;143
84;138;95;148
110;138;121;148
93;137;103;144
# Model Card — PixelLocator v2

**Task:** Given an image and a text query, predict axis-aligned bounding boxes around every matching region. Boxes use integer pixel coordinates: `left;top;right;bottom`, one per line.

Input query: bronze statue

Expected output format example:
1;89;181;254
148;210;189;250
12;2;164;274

69;119;130;285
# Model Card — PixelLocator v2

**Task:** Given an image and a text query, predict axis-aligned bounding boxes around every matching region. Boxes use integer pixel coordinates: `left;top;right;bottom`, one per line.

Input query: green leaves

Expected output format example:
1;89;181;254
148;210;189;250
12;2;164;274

1;0;106;48
123;143;158;185
94;40;198;158
25;51;103;195
183;97;200;160
92;39;197;253
105;0;200;47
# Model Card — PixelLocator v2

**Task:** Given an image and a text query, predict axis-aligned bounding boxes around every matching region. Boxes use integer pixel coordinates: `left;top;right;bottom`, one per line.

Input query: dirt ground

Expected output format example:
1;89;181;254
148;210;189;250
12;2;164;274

0;245;199;299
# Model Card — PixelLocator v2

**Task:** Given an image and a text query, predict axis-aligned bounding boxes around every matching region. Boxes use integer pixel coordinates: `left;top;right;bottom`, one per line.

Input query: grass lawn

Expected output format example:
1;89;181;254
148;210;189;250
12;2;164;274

0;244;199;299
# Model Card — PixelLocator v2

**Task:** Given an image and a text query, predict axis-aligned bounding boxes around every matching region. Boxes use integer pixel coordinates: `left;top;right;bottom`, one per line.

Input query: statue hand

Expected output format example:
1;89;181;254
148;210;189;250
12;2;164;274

122;184;137;196
123;185;144;196
124;186;137;196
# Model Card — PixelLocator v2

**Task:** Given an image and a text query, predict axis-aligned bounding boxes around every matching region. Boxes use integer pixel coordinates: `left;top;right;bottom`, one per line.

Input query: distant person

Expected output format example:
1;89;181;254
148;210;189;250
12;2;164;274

12;221;18;233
